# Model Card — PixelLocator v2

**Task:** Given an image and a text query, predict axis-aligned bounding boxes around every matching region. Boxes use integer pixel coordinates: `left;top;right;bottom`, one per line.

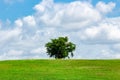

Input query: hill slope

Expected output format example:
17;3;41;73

0;59;120;80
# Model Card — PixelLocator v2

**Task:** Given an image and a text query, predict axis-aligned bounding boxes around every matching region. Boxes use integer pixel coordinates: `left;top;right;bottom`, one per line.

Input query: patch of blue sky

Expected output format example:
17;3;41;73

0;0;40;22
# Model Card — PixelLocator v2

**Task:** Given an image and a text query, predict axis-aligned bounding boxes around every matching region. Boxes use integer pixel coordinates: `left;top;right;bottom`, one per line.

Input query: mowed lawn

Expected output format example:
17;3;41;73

0;59;120;80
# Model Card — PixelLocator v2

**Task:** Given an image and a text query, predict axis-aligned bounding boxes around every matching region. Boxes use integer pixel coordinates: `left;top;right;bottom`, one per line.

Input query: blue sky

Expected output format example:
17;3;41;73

0;0;120;60
0;0;40;21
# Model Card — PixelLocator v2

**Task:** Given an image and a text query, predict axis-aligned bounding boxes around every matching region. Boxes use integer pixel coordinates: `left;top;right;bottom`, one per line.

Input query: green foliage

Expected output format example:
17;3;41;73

45;37;76;59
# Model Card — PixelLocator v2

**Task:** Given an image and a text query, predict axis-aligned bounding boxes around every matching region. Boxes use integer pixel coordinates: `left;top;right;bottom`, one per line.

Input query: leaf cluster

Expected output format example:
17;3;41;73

45;37;76;59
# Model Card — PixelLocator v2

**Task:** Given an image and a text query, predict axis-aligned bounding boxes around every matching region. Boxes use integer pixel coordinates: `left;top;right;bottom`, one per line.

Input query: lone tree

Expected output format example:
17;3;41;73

45;37;76;59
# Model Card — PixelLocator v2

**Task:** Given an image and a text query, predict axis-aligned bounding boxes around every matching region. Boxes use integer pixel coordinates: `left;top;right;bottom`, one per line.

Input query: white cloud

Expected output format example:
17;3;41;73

30;47;46;54
100;49;120;59
23;16;36;27
80;17;120;44
96;1;115;14
7;50;24;56
0;0;120;60
84;27;100;39
0;28;21;44
15;19;23;27
34;0;103;29
34;0;54;13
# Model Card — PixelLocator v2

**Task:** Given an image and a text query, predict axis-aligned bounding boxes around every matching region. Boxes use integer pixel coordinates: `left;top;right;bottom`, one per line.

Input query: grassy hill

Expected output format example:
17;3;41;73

0;59;120;80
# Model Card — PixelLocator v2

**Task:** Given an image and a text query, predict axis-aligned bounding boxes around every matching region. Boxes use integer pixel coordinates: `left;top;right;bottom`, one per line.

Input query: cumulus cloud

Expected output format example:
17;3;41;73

34;0;102;29
15;19;23;27
0;28;21;44
96;1;115;14
0;0;120;60
80;17;120;44
23;16;36;27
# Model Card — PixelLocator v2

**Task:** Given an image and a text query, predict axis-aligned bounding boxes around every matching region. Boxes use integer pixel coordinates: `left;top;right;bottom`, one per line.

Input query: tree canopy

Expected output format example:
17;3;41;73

45;37;76;59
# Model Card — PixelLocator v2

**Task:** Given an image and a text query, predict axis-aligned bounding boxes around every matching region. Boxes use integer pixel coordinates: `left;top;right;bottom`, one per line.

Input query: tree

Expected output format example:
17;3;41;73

45;37;76;59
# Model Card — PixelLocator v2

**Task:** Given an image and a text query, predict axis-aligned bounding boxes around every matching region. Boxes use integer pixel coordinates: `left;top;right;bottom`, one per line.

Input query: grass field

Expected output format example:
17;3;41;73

0;59;120;80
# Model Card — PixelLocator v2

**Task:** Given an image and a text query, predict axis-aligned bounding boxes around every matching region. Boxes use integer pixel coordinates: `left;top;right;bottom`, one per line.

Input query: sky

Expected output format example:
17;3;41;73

0;0;120;60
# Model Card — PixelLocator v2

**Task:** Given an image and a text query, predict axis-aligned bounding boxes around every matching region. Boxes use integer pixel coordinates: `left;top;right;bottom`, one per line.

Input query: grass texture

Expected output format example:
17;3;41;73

0;59;120;80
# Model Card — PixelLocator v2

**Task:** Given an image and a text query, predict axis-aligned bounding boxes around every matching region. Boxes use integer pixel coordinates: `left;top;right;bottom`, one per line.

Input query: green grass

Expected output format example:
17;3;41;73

0;59;120;80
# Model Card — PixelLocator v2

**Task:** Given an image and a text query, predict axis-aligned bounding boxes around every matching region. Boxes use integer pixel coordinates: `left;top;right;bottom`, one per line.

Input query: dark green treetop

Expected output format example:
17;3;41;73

45;37;76;59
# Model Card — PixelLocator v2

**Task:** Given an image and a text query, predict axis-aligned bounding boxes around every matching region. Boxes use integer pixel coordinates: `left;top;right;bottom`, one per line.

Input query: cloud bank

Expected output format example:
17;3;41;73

0;0;120;60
